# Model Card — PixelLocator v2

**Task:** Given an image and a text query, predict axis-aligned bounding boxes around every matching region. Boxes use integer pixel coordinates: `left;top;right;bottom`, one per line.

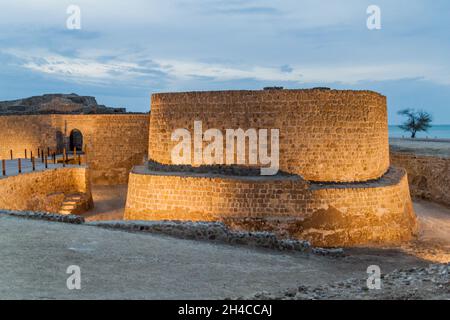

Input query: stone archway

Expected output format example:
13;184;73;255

69;129;83;151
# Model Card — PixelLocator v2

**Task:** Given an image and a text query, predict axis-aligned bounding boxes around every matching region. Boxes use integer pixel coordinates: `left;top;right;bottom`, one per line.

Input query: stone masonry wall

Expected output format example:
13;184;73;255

125;166;416;247
51;114;149;184
0;115;56;159
0;167;91;213
391;152;450;207
149;89;389;182
0;114;149;184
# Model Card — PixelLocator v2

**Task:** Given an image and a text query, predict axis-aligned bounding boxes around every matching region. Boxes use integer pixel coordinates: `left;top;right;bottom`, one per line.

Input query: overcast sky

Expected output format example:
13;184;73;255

0;0;449;123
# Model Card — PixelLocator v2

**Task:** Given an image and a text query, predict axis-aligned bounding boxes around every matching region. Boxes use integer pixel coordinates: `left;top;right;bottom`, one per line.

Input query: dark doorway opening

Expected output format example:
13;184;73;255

69;129;83;151
56;130;64;153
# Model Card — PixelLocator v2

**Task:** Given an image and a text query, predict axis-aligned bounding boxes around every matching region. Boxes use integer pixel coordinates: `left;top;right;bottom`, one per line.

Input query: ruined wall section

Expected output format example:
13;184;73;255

0;167;91;213
391;152;450;207
149;89;389;182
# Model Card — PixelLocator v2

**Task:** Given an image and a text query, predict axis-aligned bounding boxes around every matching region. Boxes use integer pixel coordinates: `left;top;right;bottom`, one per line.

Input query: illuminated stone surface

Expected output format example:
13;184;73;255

149;89;389;182
125;89;417;247
125;166;416;247
391;152;450;207
0;167;92;214
0;114;149;184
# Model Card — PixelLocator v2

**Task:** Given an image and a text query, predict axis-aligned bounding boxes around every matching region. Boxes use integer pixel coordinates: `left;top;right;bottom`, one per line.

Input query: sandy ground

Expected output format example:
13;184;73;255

83;185;127;221
400;200;450;263
0;185;447;299
0;215;433;299
390;137;450;157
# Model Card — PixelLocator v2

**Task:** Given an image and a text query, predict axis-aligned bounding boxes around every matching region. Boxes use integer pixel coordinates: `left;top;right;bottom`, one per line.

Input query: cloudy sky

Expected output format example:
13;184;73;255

0;0;449;123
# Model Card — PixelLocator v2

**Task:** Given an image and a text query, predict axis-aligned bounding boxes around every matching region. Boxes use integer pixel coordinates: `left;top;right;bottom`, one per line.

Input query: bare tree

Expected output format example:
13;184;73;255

398;109;432;139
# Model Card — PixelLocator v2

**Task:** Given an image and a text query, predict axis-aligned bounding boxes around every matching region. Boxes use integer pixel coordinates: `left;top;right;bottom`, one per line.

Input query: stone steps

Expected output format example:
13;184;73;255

58;194;84;215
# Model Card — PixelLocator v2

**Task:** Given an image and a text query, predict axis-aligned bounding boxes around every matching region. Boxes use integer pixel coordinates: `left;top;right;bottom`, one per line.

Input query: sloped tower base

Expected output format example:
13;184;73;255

125;166;417;247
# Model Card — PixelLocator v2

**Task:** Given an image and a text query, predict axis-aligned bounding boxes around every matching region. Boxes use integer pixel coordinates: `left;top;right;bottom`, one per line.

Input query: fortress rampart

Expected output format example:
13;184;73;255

0;114;149;184
0;89;417;247
125;166;416;247
124;89;416;247
149;89;389;182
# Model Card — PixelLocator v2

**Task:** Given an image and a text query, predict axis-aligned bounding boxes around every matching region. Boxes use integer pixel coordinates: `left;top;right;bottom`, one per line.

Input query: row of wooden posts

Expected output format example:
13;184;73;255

1;147;84;176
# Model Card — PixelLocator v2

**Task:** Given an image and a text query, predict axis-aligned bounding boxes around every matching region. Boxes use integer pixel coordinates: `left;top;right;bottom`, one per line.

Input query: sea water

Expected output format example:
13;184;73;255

389;125;450;139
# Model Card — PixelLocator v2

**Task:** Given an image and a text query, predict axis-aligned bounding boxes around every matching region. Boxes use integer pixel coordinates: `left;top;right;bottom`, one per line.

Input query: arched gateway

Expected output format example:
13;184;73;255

69;129;83;151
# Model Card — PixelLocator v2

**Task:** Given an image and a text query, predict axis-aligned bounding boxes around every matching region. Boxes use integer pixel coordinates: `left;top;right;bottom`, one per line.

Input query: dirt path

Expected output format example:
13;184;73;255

83;185;127;221
400;200;450;263
414;200;450;244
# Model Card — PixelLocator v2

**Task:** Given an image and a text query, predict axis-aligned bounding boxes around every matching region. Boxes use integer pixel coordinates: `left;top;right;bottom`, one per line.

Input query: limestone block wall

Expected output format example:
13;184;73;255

391;152;450;206
149;89;389;182
125;166;416;247
0;115;56;159
0;167;91;213
51;114;149;184
0;114;149;184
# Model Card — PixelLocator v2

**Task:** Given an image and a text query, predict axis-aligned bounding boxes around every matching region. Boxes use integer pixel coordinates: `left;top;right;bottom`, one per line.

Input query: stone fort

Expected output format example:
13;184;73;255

0;88;418;247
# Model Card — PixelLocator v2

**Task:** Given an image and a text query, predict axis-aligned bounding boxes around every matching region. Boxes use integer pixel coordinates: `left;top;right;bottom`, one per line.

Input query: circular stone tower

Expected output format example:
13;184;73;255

125;89;417;247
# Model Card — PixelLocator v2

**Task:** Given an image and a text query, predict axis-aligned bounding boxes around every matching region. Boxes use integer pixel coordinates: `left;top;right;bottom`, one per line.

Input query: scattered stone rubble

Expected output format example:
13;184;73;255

0;210;84;224
0;211;343;255
241;264;449;300
90;220;316;253
147;160;293;177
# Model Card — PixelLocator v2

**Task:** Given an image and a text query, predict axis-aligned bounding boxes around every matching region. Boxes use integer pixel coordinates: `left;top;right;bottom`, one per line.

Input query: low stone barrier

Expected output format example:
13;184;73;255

89;220;313;253
0;210;84;224
1;210;343;255
0;167;92;213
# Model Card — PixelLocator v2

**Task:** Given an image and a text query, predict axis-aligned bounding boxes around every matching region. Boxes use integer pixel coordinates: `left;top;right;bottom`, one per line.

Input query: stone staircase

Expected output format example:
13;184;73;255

58;194;85;215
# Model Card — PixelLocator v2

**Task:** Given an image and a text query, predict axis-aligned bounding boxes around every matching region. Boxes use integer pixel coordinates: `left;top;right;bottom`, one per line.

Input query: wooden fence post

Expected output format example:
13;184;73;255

45;155;48;169
25;149;27;159
2;159;5;176
10;150;13;160
18;158;21;174
32;156;35;171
